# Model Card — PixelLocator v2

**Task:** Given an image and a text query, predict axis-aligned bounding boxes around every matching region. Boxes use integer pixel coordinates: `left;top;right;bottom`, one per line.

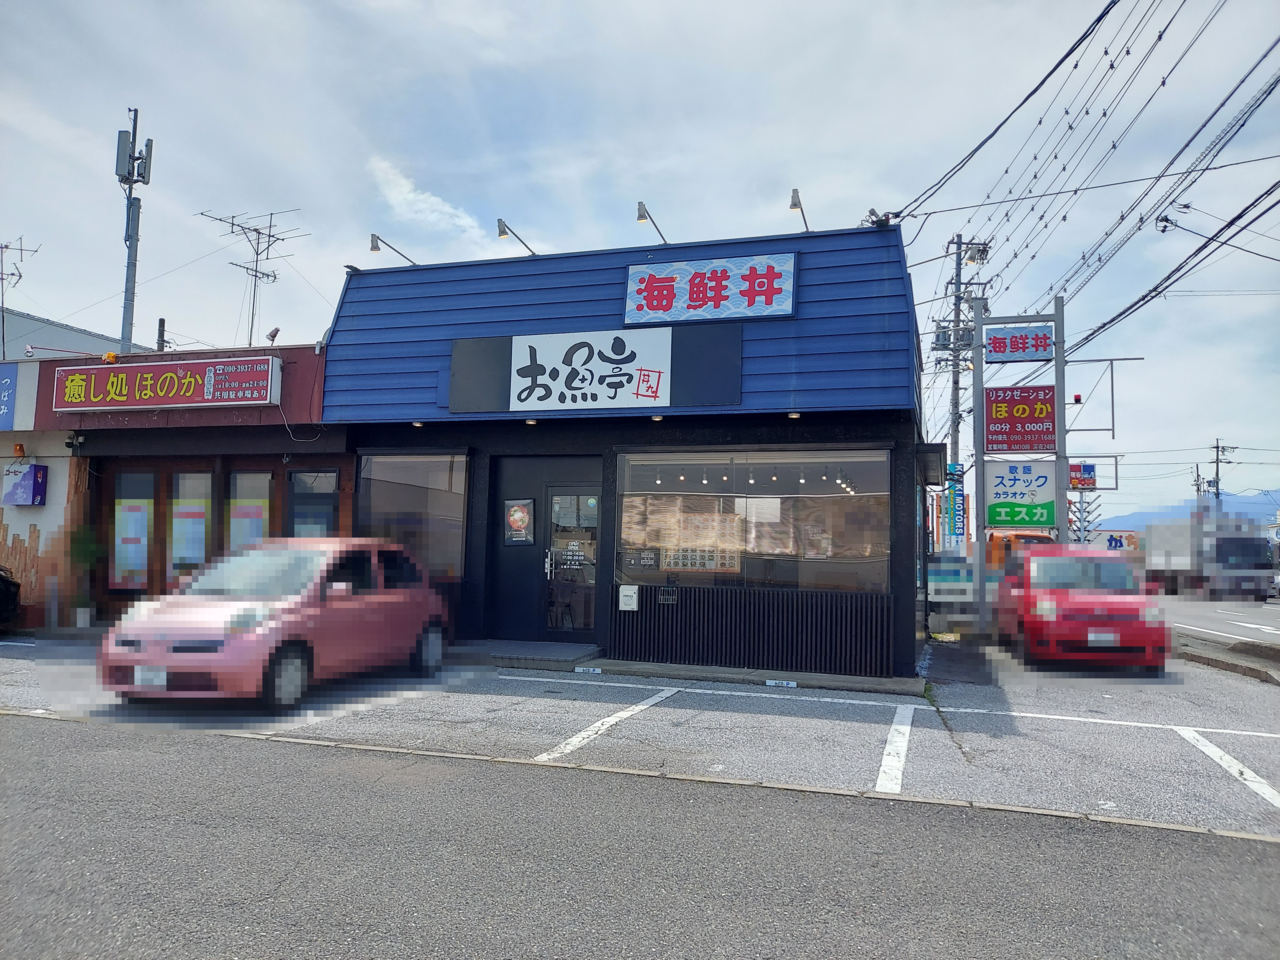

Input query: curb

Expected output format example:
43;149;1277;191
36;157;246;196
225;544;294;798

4;707;1276;845
1177;648;1280;687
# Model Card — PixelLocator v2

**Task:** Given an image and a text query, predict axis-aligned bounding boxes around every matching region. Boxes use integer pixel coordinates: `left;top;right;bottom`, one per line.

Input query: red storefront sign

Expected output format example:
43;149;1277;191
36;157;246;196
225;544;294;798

52;356;282;412
984;386;1056;452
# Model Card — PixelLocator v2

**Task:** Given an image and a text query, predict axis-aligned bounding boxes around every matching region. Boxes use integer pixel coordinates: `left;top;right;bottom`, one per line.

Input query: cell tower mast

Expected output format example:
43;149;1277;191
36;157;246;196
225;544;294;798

199;210;306;347
115;108;154;354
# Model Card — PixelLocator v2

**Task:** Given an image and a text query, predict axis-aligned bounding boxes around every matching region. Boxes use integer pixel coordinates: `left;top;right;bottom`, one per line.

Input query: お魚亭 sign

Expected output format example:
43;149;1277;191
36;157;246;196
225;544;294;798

625;254;795;324
509;328;671;411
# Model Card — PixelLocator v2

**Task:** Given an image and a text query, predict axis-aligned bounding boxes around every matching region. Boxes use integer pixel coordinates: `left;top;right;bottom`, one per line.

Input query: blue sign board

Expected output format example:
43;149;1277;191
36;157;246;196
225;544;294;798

626;253;795;324
0;362;16;431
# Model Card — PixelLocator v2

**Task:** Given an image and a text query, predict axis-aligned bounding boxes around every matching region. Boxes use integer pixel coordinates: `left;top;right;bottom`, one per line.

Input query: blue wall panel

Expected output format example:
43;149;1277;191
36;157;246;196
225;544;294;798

322;225;921;423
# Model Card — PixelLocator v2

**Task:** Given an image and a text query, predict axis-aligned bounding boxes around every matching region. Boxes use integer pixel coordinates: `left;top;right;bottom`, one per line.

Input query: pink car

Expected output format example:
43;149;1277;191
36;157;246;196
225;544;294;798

99;539;447;710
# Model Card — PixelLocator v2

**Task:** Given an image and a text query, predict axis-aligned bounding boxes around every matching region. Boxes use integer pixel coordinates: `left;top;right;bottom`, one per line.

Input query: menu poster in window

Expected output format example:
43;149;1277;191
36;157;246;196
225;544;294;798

504;499;534;545
228;500;269;553
111;499;151;590
169;498;209;582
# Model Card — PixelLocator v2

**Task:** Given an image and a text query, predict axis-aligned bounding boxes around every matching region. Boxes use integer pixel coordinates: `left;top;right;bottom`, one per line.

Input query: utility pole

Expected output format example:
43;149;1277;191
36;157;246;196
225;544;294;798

199;210;307;347
1211;439;1236;501
115;108;154;355
0;237;40;362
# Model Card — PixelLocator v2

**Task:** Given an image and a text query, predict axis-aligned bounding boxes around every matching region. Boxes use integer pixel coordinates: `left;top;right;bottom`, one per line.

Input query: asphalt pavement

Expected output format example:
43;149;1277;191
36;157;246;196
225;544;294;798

1161;596;1280;649
3;635;1279;838
3;715;1278;959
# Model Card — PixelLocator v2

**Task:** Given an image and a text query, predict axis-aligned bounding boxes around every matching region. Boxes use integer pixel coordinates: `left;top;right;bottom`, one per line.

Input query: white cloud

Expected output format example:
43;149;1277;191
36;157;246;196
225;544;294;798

368;156;486;242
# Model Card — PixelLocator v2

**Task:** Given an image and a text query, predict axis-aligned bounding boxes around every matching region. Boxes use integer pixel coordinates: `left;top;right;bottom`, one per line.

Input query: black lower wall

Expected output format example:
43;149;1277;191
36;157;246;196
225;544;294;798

349;410;924;676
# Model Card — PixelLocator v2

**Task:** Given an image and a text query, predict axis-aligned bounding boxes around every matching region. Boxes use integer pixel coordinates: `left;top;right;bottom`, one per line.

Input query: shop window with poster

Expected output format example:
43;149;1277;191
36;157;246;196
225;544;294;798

616;450;890;593
357;454;468;582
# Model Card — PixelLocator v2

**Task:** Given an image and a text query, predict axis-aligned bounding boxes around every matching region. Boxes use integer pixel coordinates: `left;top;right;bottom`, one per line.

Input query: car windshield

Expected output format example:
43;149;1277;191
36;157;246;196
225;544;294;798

182;548;330;599
1029;557;1137;593
1214;537;1271;570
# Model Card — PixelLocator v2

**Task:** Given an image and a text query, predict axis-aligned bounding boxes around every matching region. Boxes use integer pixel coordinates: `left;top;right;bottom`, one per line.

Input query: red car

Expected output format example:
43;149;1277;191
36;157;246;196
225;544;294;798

995;544;1169;671
99;539;447;710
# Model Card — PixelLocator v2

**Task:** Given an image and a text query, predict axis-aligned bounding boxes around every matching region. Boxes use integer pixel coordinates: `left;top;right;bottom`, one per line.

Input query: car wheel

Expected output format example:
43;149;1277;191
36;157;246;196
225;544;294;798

264;645;309;711
412;624;443;679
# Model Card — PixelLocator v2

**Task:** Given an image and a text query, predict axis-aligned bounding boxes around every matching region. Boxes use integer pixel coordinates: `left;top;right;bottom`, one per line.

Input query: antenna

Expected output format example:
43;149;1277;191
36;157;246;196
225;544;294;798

198;209;309;347
116;107;154;354
0;236;40;362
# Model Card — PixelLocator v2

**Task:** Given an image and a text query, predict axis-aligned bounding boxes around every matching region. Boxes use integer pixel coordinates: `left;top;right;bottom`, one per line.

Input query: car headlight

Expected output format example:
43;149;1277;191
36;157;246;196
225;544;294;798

1034;598;1057;620
228;607;273;634
1141;605;1163;624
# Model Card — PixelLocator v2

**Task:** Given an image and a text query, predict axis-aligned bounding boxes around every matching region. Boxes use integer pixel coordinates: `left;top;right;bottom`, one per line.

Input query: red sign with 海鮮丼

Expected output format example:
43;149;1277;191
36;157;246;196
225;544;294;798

52;357;282;412
984;386;1057;452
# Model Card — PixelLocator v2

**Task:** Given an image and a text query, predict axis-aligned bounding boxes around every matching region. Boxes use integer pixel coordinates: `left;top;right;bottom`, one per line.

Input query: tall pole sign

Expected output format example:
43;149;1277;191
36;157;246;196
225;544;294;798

970;295;1066;638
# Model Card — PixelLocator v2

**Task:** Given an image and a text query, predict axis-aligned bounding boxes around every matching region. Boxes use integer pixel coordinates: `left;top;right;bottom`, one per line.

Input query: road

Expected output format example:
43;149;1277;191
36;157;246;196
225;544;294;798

3;714;1278;960
1161;596;1280;649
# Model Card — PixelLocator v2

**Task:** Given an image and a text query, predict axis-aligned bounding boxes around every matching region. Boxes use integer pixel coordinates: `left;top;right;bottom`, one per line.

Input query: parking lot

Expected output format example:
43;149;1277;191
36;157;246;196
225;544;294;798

4;634;1279;840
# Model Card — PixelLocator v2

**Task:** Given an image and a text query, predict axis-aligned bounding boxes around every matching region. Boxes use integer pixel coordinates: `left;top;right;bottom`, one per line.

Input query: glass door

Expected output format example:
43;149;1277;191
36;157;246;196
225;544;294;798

545;487;600;635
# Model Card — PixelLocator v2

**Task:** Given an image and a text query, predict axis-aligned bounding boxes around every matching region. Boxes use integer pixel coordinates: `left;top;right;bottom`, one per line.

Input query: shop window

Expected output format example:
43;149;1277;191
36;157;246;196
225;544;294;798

111;473;154;591
616;450;891;593
169;473;212;587
357;456;467;581
229;472;272;554
288;470;339;537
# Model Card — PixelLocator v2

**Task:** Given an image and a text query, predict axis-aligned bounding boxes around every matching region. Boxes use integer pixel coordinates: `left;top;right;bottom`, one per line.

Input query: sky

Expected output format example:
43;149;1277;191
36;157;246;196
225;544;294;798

1;0;1277;518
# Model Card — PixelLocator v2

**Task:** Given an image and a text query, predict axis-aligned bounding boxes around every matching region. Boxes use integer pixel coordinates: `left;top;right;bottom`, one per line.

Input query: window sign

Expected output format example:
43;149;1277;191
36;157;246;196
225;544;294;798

984;325;1053;363
984;386;1056;452
626;253;795;325
504;499;534;545
112;473;154;590
228;472;271;554
985;461;1056;527
510;329;671;411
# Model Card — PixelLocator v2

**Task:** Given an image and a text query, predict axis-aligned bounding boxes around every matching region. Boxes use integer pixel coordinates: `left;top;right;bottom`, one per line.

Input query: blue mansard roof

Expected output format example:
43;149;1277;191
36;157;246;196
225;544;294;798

321;224;922;423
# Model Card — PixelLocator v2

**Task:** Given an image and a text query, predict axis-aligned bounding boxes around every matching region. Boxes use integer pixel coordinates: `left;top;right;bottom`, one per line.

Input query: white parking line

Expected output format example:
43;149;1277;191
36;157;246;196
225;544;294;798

501;674;1280;739
1175;728;1280;811
1174;623;1258;644
874;705;916;794
533;688;680;763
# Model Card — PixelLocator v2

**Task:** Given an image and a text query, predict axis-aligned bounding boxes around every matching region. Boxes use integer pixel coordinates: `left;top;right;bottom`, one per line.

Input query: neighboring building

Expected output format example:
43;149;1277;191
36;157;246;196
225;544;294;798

0;310;149;627
34;343;341;624
2;306;149;361
322;225;942;677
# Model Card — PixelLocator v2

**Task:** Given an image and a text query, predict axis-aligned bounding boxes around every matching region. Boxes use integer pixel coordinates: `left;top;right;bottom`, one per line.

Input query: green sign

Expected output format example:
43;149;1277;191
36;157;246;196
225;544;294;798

987;501;1055;527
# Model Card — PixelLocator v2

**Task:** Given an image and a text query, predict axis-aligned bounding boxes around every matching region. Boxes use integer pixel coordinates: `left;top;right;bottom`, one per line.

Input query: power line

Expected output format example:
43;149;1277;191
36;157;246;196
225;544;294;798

906;153;1280;219
897;1;1122;217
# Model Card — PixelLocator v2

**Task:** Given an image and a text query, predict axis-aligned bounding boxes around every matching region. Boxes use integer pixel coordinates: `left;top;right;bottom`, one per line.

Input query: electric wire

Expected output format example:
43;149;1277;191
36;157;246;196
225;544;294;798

898;0;1122;218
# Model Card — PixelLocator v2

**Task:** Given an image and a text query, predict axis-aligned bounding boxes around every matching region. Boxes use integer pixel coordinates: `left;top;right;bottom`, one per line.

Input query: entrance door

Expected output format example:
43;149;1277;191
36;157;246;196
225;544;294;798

490;456;602;642
545;488;599;635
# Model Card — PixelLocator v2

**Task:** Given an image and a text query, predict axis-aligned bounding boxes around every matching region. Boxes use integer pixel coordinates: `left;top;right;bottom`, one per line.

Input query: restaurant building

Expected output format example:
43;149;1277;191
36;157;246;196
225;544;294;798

324;225;941;677
35;344;348;621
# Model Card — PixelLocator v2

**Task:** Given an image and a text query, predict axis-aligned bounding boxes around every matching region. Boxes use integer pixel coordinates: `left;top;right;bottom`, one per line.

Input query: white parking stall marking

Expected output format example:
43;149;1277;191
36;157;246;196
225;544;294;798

533;688;681;763
874;705;916;795
1175;727;1280;811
